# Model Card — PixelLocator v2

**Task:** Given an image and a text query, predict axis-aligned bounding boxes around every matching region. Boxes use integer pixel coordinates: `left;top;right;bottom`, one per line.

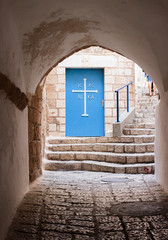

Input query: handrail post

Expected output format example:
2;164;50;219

114;81;133;122
116;91;119;122
127;85;129;112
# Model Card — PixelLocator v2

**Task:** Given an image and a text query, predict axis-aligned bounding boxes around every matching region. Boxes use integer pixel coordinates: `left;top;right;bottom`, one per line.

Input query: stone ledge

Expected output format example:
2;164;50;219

43;159;155;174
113;107;135;137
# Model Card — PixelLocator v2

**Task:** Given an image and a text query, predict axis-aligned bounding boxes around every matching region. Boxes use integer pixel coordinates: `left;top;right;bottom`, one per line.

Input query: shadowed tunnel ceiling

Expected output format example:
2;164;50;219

1;0;168;94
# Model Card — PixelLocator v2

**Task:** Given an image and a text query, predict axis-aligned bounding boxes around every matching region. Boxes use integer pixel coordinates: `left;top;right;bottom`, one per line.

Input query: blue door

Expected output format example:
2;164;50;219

66;68;104;137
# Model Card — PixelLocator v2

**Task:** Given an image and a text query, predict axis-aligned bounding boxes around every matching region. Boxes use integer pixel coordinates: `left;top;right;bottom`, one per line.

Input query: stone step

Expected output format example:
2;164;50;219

136;100;158;104
46;151;154;164
48;137;110;145
123;128;155;135
135;112;156;117
136;106;156;110
135;113;155;118
133;118;155;123
47;143;154;153
124;123;155;129
113;135;154;143
136;96;158;101
43;159;155;174
48;135;154;145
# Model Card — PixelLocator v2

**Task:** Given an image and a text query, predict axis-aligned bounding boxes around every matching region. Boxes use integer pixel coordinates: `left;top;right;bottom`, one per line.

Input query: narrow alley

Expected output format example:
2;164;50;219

6;171;168;240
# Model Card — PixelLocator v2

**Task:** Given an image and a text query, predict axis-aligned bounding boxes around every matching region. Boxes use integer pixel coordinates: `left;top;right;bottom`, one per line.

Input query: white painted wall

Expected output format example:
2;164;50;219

155;94;168;192
59;53;118;68
0;94;29;240
0;3;29;239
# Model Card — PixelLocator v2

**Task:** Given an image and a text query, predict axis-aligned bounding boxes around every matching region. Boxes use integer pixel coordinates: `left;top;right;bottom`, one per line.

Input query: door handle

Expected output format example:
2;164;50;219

102;100;104;107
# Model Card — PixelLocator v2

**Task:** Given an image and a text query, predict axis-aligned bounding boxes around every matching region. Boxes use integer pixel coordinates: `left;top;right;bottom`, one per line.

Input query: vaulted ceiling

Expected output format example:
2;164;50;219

1;0;168;94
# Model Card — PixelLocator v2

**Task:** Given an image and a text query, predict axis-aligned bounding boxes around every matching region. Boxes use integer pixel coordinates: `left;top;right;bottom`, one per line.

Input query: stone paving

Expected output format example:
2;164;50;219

6;171;168;240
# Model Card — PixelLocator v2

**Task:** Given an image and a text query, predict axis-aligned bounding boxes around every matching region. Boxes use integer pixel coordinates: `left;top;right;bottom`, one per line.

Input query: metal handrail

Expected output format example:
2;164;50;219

115;81;133;122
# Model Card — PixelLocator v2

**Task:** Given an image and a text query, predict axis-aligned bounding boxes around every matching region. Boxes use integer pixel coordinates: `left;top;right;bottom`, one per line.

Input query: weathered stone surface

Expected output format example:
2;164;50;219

6;172;168;240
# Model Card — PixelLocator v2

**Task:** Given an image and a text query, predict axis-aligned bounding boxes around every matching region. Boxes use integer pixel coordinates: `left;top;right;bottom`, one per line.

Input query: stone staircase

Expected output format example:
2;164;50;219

134;94;158;123
43;93;158;174
44;127;155;174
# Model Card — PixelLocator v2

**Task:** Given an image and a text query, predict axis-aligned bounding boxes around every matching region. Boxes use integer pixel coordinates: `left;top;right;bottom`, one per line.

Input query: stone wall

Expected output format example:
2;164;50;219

28;86;43;182
44;47;135;137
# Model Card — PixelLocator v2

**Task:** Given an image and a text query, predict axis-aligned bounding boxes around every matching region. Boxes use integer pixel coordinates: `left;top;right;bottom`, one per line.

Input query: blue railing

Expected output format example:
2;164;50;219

115;82;133;122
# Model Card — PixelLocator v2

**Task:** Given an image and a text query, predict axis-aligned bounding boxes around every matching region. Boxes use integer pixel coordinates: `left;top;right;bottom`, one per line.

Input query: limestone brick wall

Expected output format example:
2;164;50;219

44;47;135;137
28;86;43;182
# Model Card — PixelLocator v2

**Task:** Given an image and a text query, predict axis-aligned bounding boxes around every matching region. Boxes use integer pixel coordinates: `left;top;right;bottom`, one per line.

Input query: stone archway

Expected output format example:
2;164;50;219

1;1;168;239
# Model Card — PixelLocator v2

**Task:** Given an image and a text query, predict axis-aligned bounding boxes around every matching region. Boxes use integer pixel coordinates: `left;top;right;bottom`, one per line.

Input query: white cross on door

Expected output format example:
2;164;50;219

72;78;98;116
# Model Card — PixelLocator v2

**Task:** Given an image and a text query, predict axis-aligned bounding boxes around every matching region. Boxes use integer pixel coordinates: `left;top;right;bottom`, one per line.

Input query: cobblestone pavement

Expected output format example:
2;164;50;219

6;171;168;240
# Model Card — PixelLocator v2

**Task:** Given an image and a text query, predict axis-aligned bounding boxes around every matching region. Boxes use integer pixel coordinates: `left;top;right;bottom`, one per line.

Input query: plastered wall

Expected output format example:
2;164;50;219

0;94;29;240
155;94;168;192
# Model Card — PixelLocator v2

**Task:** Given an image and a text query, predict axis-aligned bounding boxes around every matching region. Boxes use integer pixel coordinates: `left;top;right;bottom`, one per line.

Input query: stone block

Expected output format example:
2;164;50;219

143;137;154;143
118;68;132;76
106;155;126;164
58;108;65;117
57;67;65;75
138;166;152;174
91;164;114;172
50;145;71;151
147;144;154;152
28;122;34;140
113;109;117;117
105;124;112;132
137;154;154;163
47;99;56;108
48;117;57;124
66;162;81;170
114;145;124;153
105;76;115;85
56;84;65;92
104;101;115;108
126;167;137;174
105;109;112;117
56;117;65;124
49;109;58;117
57;92;65;99
107;145;114;152
135;145;146;153
84;138;97;143
93;145;108;152
124;145;135;153
114;167;125;174
134;137;143;144
28;108;34;122
126;156;137;164
105;118;114;126
59;125;65;132
81;162;92;171
56;100;65;108
46;75;57;84
105;84;113;92
49;124;56;132
123;129;131;135
75;153;87;160
47;153;60;160
88;154;106;161
47;90;57;99
96;137;109;143
60;153;75;160
46;84;56;91
120;137;134;143
118;62;133;68
105;92;114;100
